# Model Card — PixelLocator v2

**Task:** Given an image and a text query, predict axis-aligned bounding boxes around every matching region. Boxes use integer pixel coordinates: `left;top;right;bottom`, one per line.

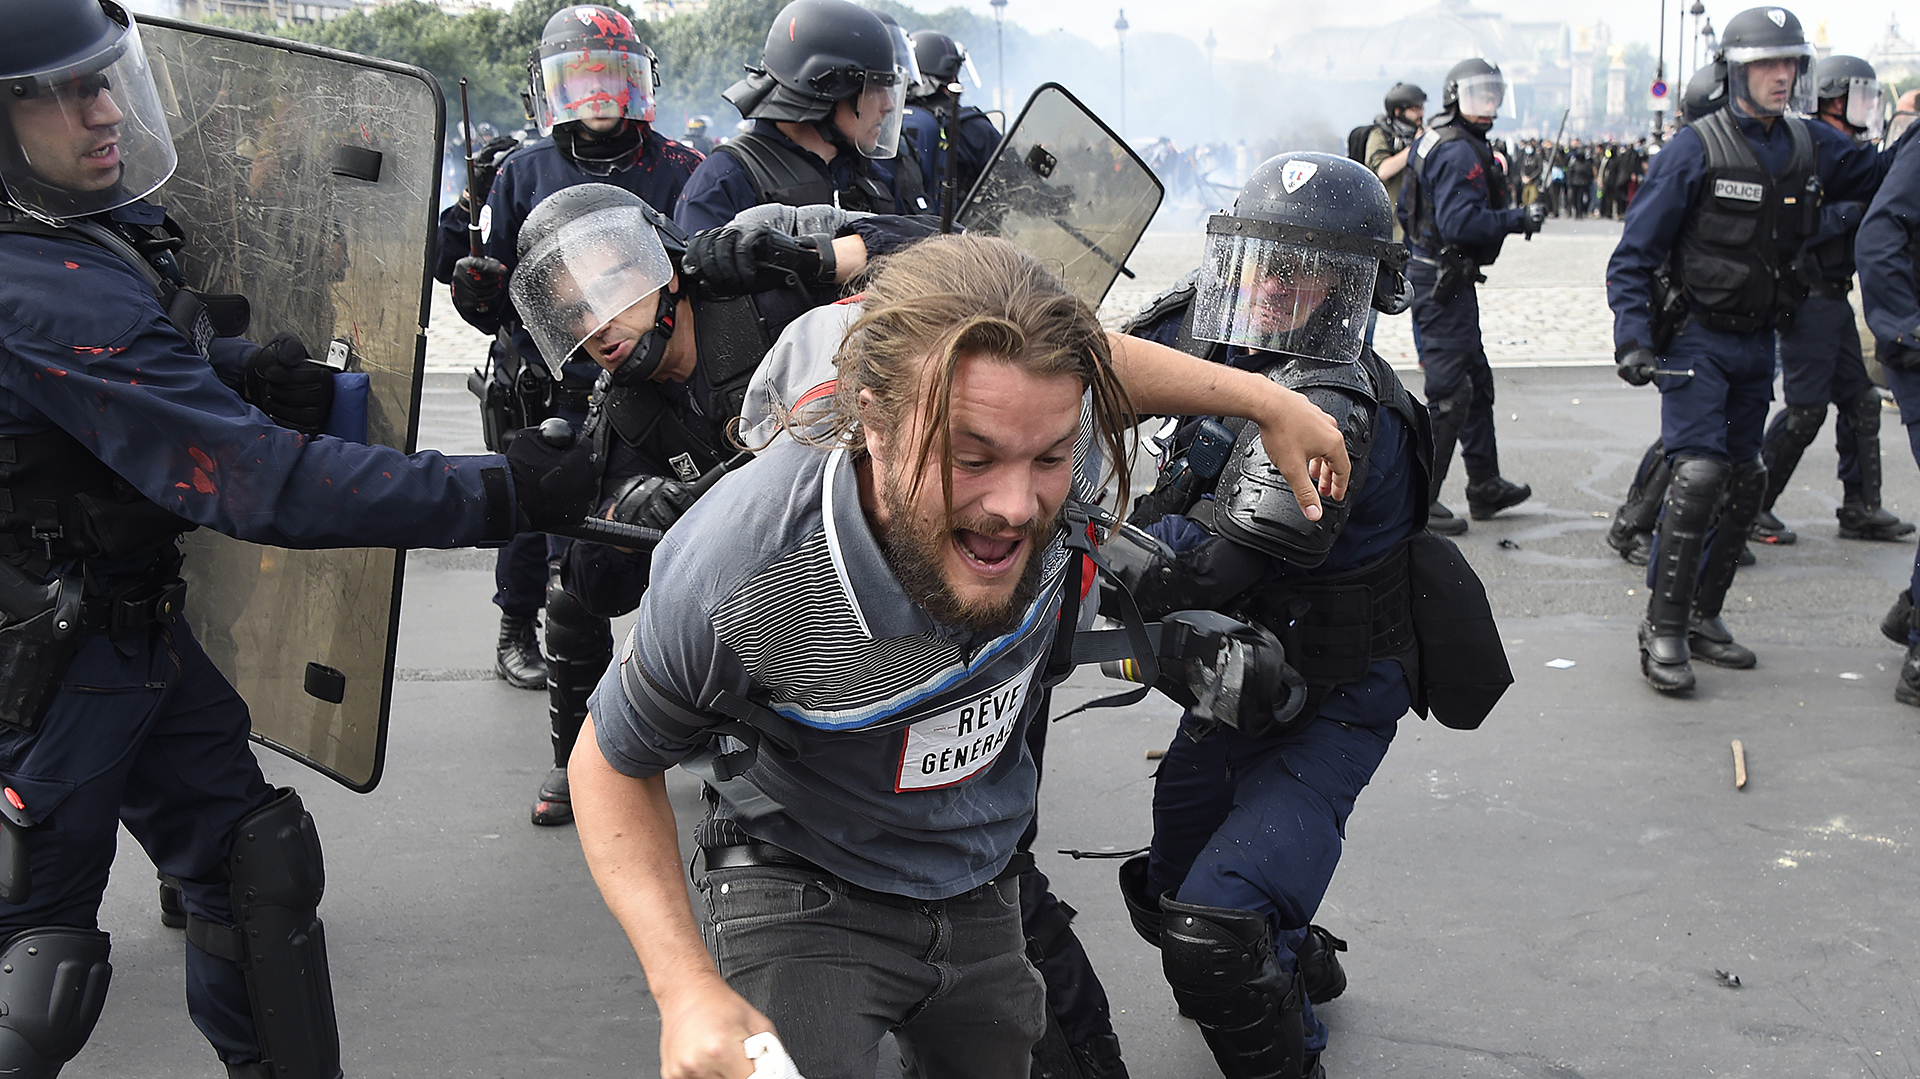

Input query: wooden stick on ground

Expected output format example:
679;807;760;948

1731;739;1748;790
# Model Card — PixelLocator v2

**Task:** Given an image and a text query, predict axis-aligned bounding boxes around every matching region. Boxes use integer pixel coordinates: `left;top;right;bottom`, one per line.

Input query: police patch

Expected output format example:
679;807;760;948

1713;178;1765;203
669;452;699;482
1281;160;1319;194
1766;8;1785;26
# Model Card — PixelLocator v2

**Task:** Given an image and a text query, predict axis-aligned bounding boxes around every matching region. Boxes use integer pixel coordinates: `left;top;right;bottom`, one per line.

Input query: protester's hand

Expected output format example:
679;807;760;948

451;255;509;328
1253;386;1350;520
656;977;777;1079
242;332;334;435
1616;346;1657;387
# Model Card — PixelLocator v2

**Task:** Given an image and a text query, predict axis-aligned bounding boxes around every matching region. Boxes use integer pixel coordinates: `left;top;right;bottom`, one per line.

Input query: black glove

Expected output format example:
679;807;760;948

450;255;509;331
606;474;697;532
1521;201;1548;236
682;224;825;296
242;332;335;436
458;135;520;211
1616;346;1657;387
505;418;599;534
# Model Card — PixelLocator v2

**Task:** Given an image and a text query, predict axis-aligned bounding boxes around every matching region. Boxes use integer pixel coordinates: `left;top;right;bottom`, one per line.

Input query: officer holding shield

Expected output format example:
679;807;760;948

0;3;594;1074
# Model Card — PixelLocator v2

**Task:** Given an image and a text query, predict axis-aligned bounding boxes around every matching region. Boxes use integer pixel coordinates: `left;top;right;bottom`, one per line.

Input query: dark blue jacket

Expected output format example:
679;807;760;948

672;119;907;233
1859;121;1920;358
0;204;509;561
900;102;1000;218
1606;111;1888;352
1398;128;1526;260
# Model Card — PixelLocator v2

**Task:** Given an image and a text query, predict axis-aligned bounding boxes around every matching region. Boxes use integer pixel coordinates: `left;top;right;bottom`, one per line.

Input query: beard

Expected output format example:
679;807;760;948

878;471;1059;638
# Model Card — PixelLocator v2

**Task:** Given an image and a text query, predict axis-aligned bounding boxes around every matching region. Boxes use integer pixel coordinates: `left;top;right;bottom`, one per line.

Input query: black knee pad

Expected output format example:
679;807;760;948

0;927;111;1078
1159;898;1304;1079
542;573;612;663
192;789;340;1079
1116;855;1163;947
1842;389;1883;436
1724;456;1767;518
1431;383;1475;426
1778;404;1827;445
1667;456;1732;521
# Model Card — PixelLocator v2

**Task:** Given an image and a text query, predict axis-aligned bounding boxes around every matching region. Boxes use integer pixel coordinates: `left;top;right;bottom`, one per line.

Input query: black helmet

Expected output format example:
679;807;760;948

1190;152;1410;363
911;31;968;98
726;1;898;117
1441;58;1503;114
1716;7;1814;116
526;6;657;137
1814;54;1881;137
686;114;712;137
0;0;176;220
1384;82;1427;115
510;184;680;379
1680;61;1728;123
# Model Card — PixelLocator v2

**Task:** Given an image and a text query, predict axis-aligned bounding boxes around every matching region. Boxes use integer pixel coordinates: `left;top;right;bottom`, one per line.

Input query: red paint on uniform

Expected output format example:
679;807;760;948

382;472;392;479
4;788;23;811
1465;163;1484;182
191;469;215;494
175;481;191;489
63;261;79;270
578;8;632;38
47;367;68;375
188;446;216;471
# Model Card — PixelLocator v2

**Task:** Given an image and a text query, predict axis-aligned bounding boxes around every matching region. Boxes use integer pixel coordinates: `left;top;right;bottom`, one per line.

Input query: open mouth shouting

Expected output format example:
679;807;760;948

953;528;1024;578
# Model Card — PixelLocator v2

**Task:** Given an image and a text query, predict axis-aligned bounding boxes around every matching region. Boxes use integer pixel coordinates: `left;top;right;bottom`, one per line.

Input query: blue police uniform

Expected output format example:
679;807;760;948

1128;305;1425;1065
673;119;909;233
899;102;999;219
1855;120;1920;672
1399;119;1530;518
0;202;513;1067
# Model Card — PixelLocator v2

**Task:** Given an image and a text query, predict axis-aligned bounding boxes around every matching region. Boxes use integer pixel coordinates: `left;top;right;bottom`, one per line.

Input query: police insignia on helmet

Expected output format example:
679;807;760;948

1766;9;1786;26
1281;161;1318;194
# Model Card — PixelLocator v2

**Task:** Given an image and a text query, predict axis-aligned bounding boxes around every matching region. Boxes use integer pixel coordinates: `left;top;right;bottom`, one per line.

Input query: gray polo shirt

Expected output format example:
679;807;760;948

590;425;1099;898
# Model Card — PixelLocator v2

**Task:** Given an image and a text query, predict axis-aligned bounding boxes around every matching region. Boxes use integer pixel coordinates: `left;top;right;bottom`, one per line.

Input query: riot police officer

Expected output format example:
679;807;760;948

1607;6;1889;693
674;0;921;233
436;4;703;824
683;114;717;154
900;31;999;221
1113;152;1507;1079
1748;55;1911;545
1399;58;1543;535
0;2;593;1073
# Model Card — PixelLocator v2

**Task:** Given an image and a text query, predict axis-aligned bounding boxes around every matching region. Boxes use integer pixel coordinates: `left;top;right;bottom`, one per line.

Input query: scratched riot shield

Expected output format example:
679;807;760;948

138;16;444;791
954;83;1163;308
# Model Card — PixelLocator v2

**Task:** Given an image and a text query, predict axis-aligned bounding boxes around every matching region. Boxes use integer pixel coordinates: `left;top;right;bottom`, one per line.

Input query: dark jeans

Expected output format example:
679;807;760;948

700;865;1046;1079
0;618;275;1064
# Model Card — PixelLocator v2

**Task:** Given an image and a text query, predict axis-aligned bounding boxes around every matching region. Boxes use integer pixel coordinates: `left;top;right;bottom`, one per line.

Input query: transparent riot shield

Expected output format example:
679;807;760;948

954;83;1163;308
138;16;444;791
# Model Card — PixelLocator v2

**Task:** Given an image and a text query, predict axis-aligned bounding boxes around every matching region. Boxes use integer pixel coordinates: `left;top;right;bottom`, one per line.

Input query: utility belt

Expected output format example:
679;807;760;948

0;556;185;733
699;841;1025;908
1809;276;1853;301
78;574;186;638
1240;545;1415;721
1411;249;1485;307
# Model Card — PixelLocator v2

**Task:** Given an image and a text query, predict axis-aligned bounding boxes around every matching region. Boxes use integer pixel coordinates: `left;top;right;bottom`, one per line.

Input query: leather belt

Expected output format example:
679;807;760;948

700;843;1028;906
80;576;185;637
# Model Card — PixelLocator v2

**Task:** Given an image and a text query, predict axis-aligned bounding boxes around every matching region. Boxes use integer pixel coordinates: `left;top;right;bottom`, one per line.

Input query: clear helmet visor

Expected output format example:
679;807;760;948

0;20;175;220
1190;233;1377;362
1724;44;1815;117
1454;72;1506;118
1842;77;1884;139
847;70;906;158
508;203;674;377
534;44;655;135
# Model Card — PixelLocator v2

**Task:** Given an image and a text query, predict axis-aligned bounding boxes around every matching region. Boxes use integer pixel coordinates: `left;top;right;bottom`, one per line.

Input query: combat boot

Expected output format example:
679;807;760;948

1880;589;1914;646
1428;500;1468;536
1638;620;1695;692
1294;925;1348;1004
1687;615;1756;669
1605;514;1652;565
1465;476;1532;520
1899;641;1920;707
532;766;572;826
1837;500;1917;541
495;612;547;690
1749;508;1797;545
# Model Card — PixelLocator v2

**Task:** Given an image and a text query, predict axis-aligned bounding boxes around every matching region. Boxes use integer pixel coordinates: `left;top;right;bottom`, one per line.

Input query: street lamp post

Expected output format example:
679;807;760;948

1689;0;1705;83
1654;0;1667;138
990;0;1007;112
1115;8;1129;140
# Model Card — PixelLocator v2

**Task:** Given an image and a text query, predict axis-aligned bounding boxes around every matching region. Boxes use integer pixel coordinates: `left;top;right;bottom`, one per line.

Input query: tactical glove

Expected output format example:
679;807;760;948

458;135;520;211
1616;346;1658;387
683;224;826;297
451;255;509;331
242;332;335;436
1521;201;1548;236
505;418;599;534
606;474;697;533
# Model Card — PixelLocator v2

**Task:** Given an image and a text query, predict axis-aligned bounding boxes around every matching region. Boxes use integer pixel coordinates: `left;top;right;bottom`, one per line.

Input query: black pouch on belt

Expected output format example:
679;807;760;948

0;565;84;734
1408;531;1511;729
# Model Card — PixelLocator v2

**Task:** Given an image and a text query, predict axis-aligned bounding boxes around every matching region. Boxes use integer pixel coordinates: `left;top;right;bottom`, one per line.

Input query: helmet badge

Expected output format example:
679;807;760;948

1281;160;1318;194
1766;9;1786;26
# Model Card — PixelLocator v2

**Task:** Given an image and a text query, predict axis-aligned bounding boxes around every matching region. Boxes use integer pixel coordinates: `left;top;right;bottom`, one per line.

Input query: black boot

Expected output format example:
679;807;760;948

1687;457;1765;672
157;872;186;929
1837;500;1917;541
1837;390;1913;540
1641;457;1729;693
1881;589;1914;646
1294;925;1347;1005
532;766;571;827
1465;475;1532;520
1900;640;1920;707
1605;515;1653;565
1428;500;1468;536
494;612;547;690
1687;615;1757;669
1749;508;1797;545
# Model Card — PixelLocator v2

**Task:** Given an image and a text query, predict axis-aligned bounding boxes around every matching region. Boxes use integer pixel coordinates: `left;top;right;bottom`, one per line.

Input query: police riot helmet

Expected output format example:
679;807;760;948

0;0;175;221
1716;7;1815;117
686;114;711;138
1190;152;1410;363
1441;58;1505;120
527;5;658;138
911;31;974;99
1680;61;1728;123
510;183;677;379
1815;54;1881;138
1383;82;1427;117
722;0;906;159
873;13;924;110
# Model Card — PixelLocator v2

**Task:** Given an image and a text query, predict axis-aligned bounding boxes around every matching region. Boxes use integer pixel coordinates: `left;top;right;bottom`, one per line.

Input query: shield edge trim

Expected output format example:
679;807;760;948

954;80;1166;305
138;13;447;794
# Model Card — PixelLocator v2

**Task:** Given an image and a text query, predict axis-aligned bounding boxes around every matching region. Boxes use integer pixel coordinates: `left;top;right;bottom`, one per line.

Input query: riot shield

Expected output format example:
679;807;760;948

138;16;444;792
954;83;1162;308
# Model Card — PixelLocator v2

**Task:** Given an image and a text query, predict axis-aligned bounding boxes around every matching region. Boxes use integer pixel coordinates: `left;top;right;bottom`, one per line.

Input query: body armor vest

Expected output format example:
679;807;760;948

0;430;193;573
714;132;897;215
1673;108;1819;333
1404;121;1510;265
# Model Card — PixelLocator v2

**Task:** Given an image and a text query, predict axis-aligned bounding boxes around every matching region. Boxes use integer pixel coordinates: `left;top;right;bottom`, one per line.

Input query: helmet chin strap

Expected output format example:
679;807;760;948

608;279;682;387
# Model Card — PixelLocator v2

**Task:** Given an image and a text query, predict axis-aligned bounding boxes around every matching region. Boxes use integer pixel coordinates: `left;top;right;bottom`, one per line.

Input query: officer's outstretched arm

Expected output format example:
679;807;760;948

1106;332;1350;518
571;715;772;1079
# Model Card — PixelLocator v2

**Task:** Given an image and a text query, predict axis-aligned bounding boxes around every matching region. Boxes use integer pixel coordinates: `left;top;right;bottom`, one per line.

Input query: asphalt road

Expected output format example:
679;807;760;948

72;221;1920;1078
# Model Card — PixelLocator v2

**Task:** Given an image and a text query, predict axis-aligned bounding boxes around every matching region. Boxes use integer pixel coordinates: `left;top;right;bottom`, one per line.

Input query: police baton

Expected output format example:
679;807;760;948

458;78;483;258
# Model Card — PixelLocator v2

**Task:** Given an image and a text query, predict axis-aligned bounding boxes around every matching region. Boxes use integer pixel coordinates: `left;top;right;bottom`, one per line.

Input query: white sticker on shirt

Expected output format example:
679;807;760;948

895;651;1043;792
